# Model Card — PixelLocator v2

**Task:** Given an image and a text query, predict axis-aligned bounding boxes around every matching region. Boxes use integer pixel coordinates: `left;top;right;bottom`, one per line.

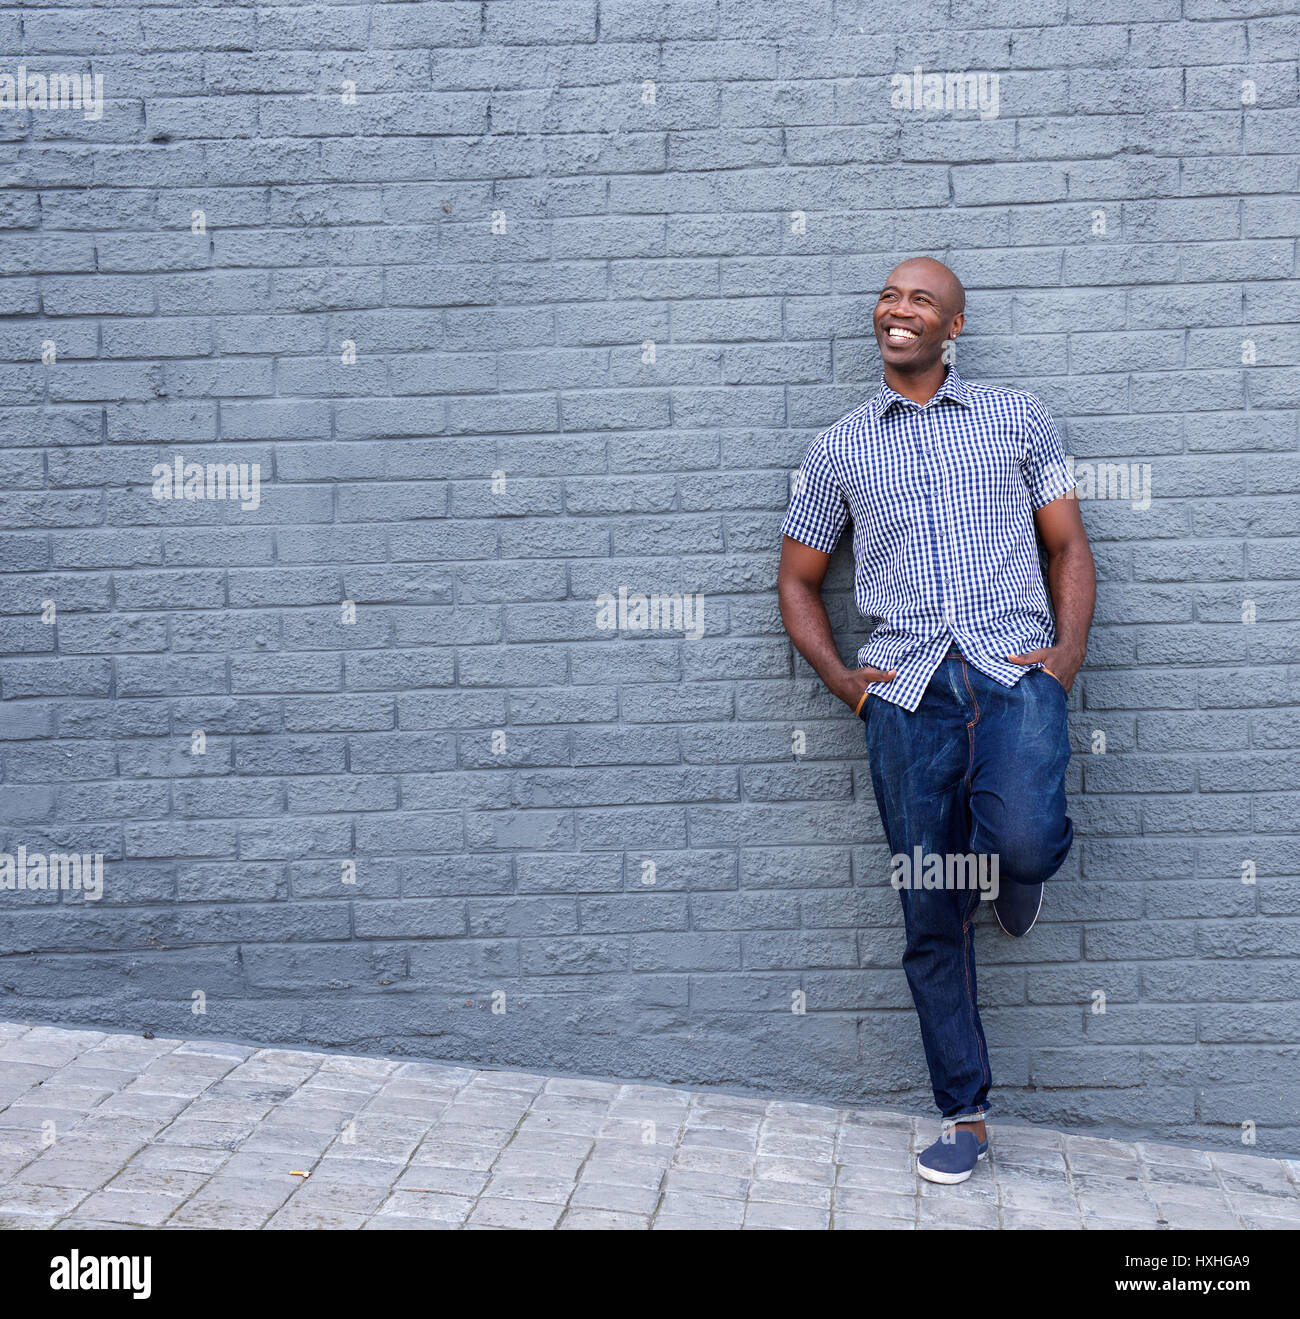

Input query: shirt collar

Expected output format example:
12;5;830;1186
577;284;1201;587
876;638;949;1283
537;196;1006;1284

869;365;970;419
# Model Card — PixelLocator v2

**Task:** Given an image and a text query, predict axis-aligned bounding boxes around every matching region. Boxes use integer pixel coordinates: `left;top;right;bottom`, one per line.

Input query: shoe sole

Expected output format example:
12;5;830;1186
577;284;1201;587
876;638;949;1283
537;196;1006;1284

994;886;1043;937
917;1149;988;1185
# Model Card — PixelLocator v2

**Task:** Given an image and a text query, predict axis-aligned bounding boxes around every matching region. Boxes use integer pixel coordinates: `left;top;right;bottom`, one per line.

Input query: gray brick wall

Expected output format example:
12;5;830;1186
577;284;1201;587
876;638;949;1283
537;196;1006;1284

0;1;1297;1156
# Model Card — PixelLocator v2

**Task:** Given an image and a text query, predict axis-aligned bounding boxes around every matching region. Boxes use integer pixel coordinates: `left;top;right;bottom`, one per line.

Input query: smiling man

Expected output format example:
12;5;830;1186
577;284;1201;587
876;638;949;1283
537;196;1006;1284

777;257;1096;1185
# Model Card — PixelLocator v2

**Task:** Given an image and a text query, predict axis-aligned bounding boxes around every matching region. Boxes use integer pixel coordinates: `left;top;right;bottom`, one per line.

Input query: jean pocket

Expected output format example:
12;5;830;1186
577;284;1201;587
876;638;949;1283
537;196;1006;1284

1038;665;1066;693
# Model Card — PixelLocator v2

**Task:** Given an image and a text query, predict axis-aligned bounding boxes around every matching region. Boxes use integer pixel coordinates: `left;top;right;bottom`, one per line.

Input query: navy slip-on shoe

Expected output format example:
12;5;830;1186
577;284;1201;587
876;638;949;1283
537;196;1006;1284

994;880;1043;937
917;1129;989;1185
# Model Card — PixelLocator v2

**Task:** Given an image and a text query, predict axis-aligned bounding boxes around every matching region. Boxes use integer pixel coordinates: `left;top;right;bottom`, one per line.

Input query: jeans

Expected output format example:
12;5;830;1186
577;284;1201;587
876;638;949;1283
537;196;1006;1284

862;647;1073;1122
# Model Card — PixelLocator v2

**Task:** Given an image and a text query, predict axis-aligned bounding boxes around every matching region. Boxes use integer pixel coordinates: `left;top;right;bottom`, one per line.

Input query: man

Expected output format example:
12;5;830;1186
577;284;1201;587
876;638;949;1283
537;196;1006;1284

777;257;1095;1185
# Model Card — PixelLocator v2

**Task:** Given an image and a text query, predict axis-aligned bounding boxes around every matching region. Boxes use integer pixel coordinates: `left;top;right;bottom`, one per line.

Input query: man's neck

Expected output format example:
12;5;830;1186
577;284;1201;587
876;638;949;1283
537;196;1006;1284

884;362;949;407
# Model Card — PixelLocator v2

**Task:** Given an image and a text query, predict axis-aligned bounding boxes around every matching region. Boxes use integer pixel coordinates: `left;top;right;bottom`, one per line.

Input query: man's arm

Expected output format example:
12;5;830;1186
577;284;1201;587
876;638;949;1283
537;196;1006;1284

778;535;896;712
1007;495;1096;691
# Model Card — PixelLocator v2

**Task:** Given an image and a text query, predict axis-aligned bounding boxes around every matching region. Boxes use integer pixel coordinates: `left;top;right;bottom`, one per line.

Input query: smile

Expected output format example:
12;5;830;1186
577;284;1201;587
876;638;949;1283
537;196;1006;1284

887;327;919;341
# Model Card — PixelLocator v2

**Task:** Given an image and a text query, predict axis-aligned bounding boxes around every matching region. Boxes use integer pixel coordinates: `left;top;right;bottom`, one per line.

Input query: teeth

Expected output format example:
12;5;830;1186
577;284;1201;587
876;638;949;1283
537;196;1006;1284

888;328;917;339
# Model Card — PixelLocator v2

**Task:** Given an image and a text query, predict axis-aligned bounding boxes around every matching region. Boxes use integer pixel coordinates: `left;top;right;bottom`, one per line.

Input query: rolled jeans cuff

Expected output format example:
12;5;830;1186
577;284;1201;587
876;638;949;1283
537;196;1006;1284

941;1107;990;1130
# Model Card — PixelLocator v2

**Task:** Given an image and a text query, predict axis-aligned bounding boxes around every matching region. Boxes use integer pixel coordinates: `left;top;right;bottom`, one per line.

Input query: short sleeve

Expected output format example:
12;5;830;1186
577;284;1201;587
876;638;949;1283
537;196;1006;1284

781;435;848;553
1021;395;1076;510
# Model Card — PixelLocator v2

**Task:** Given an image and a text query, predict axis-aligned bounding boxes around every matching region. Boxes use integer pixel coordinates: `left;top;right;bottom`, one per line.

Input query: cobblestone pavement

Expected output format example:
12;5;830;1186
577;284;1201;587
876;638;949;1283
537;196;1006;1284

1;1023;1297;1230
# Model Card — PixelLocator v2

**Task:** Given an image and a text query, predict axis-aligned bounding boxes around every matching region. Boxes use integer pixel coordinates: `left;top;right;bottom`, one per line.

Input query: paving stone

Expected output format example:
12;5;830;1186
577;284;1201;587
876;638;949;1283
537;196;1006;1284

174;1041;253;1061
995;1123;1066;1150
505;1131;594;1158
364;1214;456;1230
1211;1156;1297;1197
181;1176;295;1212
518;1110;605;1138
54;1218;152;1230
752;1155;835;1186
545;1078;621;1100
1155;1204;1240;1229
3;1023;1297;1233
1225;1190;1300;1222
424;1120;515;1147
743;1199;830;1229
570;1179;661;1215
1066;1150;1143;1178
832;1186;917;1220
376;1190;473;1222
154;1119;254;1149
0;1183;89;1215
266;1204;370;1230
283;1179;392;1215
747;1178;832;1209
1000;1208;1083;1229
651;1214;731;1230
1070;1170;1149;1196
835;1139;912;1170
1;1102;102;1130
662;1168;749;1198
997;1179;1081;1216
680;1126;757;1153
1149;1187;1236;1219
685;1109;761;1134
467;1197;565;1229
1076;1190;1162;1225
168;1200;272;1229
835;1163;916;1195
483;1173;575;1205
231;1126;334;1157
127;1145;231;1175
74;1189;185;1226
324;1136;419;1164
12;1156;123;1189
408;1141;499;1172
757;1131;836;1160
657;1192;745;1225
560;1208;650;1229
918;1196;1000;1228
918;1173;999;1203
1136;1141;1213;1169
1140;1161;1220;1189
1236;1211;1300;1230
64;1121;160;1151
392;1165;487;1196
578;1154;669;1187
491;1151;584;1180
107;1166;211;1197
97;1092;191;1120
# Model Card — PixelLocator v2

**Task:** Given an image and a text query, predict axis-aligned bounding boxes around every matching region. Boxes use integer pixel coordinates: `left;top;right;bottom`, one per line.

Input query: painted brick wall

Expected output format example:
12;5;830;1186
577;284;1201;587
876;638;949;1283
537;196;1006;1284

0;1;1297;1156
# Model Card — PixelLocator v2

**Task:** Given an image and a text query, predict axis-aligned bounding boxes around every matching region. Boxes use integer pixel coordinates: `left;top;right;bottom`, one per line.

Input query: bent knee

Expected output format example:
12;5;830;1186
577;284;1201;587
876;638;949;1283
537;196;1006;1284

983;823;1073;887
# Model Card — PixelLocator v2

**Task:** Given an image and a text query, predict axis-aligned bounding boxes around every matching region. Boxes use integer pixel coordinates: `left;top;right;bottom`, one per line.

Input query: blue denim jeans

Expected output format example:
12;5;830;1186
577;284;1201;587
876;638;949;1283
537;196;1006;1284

862;647;1073;1122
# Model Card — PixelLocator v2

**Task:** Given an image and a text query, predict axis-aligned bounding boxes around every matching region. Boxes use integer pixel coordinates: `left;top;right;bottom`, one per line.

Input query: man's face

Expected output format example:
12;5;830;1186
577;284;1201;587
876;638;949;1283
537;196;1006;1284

872;266;962;371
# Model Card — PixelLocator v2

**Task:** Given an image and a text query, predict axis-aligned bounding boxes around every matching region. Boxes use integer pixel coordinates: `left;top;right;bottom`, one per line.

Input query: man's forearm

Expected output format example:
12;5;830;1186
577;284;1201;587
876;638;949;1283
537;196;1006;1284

1046;541;1096;661
779;579;849;689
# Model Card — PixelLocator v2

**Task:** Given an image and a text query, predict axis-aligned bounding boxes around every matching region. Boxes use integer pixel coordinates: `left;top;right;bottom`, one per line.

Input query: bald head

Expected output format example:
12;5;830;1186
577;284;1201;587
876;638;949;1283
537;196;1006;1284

885;257;965;316
873;257;966;382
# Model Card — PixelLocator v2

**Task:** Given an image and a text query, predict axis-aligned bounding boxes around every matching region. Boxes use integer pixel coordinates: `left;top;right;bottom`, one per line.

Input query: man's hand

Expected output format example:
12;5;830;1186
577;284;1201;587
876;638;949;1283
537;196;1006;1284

1007;647;1082;693
830;664;897;713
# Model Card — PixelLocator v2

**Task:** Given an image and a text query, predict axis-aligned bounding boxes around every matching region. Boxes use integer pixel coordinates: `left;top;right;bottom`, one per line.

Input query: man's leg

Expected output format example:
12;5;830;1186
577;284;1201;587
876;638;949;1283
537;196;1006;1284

965;664;1073;889
863;666;992;1131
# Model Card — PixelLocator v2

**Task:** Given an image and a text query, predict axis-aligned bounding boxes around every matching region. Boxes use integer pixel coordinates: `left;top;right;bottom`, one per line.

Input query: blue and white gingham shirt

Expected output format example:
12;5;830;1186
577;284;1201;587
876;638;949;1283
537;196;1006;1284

781;366;1077;712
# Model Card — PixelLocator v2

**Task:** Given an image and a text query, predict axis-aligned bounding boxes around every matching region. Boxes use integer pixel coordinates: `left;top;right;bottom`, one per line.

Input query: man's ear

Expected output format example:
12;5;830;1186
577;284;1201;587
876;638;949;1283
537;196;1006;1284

949;311;965;339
